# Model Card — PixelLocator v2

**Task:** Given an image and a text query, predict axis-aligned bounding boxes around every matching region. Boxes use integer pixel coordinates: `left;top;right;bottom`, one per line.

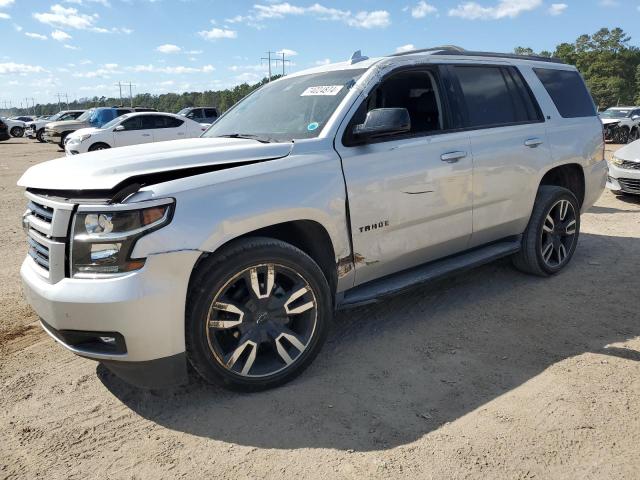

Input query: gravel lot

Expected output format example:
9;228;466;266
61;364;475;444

1;137;639;479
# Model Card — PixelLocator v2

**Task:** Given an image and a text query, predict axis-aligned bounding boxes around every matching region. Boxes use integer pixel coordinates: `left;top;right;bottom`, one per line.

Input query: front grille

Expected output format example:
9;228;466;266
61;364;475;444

618;178;640;193
618;160;640;170
23;192;75;283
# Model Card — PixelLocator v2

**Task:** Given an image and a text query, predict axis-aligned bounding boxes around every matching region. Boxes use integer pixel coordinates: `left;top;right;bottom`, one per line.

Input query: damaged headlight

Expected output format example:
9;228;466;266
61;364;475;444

610;155;624;167
71;198;174;277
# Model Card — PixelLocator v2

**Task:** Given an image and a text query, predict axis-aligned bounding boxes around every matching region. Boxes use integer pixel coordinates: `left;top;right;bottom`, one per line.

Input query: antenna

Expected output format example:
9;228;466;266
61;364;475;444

349;50;369;64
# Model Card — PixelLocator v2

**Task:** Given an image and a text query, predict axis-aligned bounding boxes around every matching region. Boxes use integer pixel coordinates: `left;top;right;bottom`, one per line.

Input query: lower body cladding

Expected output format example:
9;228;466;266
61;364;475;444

21;250;201;388
607;162;640;195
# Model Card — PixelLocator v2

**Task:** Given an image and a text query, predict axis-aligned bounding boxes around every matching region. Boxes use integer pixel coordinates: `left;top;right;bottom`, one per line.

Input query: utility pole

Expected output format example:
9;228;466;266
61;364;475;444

115;81;135;107
115;82;123;105
276;51;291;76
261;51;276;82
127;82;135;107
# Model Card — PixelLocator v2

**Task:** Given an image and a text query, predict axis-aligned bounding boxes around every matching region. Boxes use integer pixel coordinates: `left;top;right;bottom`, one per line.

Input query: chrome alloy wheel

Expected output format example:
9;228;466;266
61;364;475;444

205;263;318;378
540;199;577;268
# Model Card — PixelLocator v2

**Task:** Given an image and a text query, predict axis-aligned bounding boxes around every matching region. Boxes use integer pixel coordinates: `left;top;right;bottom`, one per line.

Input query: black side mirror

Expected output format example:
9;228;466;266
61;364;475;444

353;108;411;141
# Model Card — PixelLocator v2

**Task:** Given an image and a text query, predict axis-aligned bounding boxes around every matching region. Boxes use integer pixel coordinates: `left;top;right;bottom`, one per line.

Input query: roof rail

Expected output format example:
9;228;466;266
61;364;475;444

389;46;565;64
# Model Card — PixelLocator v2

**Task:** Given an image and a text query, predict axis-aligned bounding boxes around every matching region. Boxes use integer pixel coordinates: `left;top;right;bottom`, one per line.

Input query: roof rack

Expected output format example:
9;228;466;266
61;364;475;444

390;46;565;64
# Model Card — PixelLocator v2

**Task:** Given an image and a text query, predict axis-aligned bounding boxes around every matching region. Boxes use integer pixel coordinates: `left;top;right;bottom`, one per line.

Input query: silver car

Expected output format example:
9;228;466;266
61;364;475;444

18;47;606;391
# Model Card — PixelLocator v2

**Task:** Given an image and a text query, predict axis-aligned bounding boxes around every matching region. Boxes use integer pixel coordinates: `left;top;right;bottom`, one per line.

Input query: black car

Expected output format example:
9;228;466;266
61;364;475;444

0;119;10;141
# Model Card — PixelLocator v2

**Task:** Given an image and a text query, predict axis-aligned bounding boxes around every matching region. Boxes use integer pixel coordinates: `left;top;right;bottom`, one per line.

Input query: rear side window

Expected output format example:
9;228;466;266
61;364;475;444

454;66;542;128
204;108;218;118
533;68;596;118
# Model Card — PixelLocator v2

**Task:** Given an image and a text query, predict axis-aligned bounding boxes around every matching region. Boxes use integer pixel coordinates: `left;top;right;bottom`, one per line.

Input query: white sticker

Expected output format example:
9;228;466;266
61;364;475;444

301;85;344;96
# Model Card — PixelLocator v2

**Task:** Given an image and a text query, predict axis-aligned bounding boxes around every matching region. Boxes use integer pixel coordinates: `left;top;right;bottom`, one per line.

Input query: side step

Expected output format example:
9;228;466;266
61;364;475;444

337;237;521;309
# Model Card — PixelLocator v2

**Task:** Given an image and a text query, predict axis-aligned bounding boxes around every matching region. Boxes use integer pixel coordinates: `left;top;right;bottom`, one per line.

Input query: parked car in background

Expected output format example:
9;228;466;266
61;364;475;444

600;107;640;144
65;112;208;154
0;118;10;141
177;107;218;124
607;138;640;195
11;116;35;123
18;48;606;391
1;117;27;137
44;107;145;148
27;110;86;142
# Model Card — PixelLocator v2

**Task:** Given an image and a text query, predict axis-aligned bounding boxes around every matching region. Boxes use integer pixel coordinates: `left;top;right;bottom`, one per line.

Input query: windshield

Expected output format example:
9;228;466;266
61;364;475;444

88;109;117;127
600;109;631;119
77;109;93;121
177;108;190;116
203;69;366;143
101;115;127;130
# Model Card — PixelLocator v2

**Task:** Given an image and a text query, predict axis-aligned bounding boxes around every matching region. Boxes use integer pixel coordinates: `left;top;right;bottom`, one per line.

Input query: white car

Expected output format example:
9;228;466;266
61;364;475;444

608;139;640;195
1;116;27;137
65;112;208;155
600;107;640;144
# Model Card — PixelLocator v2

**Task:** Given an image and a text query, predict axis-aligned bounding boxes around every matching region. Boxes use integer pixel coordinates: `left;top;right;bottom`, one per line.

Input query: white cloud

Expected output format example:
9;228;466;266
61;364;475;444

198;27;237;40
598;0;619;6
411;1;437;18
64;45;79;50
226;3;390;29
277;48;298;56
34;4;98;30
0;62;46;75
314;58;331;66
449;0;542;20
25;32;48;40
548;3;567;15
156;43;181;53
0;12;10;19
128;64;216;74
63;0;111;6
395;43;416;53
51;29;72;41
73;63;119;78
0;0;14;7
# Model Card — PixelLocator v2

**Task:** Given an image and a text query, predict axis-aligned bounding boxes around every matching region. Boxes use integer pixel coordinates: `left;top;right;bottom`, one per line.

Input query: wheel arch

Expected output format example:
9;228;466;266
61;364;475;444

191;219;339;299
539;163;585;207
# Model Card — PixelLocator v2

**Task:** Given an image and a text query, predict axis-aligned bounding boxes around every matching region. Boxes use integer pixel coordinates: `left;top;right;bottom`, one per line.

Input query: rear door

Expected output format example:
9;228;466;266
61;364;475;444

449;64;551;247
151;115;186;142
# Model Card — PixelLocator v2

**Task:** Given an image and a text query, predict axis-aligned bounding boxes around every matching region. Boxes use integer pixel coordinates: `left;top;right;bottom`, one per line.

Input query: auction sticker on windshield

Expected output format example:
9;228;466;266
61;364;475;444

301;85;344;96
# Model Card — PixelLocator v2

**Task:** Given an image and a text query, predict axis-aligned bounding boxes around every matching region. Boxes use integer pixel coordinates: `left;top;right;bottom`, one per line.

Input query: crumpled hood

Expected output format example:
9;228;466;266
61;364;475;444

613;140;640;162
46;119;88;130
600;118;622;126
18;137;293;191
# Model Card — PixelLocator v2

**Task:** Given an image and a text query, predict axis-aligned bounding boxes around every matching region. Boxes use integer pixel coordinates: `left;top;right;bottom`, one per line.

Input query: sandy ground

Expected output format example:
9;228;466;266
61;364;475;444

1;137;639;479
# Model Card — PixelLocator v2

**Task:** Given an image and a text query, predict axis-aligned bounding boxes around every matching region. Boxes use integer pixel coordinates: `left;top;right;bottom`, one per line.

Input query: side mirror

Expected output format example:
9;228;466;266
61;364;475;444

113;125;125;132
353;108;411;141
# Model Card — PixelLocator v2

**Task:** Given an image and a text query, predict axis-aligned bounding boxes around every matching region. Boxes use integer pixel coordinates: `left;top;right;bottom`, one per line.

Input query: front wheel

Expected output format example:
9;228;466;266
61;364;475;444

88;142;110;152
36;129;45;143
186;238;331;391
10;126;24;138
513;186;580;277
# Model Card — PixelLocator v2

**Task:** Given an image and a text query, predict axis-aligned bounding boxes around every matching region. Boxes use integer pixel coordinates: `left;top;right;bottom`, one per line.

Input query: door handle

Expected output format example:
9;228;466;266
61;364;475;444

142;134;151;137
524;138;543;148
440;151;467;163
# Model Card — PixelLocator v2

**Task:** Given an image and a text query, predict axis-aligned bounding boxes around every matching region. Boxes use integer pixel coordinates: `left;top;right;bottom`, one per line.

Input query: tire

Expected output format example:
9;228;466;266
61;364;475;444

36;129;45;143
512;186;581;277
10;126;24;138
618;128;629;144
88;142;110;152
186;237;332;391
58;132;69;149
629;128;639;144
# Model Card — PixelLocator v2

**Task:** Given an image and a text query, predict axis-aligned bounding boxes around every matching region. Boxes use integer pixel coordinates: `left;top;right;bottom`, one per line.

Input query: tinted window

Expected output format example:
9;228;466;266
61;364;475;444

455;66;539;128
534;68;596;118
116;109;132;117
204;108;218;118
165;116;184;128
121;117;142;130
186;109;202;119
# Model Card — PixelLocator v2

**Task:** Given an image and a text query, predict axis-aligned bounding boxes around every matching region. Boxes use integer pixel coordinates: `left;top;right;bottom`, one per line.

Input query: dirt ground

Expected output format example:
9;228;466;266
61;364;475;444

1;137;639;479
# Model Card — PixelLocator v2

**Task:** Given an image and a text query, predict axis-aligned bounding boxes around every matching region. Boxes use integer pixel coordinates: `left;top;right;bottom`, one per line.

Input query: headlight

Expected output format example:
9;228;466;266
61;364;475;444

71;198;174;277
610;156;624;166
79;134;91;142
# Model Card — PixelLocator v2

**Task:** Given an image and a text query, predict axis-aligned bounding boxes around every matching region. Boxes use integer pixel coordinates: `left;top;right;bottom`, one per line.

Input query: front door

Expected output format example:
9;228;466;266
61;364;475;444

113;116;155;147
335;67;473;285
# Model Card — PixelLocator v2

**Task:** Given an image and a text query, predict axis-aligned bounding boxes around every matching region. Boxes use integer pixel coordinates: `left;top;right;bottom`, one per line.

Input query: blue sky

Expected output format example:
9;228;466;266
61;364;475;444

0;0;639;108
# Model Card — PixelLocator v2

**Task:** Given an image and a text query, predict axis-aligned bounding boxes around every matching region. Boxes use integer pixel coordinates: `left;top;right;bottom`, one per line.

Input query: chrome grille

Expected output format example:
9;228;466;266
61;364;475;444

23;192;75;283
618;178;640;194
618;160;640;170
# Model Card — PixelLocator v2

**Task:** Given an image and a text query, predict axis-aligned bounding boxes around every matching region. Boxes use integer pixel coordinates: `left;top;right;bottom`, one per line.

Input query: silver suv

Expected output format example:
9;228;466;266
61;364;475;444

18;47;606;391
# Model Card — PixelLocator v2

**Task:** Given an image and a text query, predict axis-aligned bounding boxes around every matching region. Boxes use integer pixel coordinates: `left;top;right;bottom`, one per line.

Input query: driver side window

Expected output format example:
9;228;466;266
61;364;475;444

343;69;445;146
121;117;142;131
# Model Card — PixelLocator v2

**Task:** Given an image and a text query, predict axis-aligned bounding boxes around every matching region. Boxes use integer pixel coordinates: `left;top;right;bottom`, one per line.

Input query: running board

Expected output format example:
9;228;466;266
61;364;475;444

337;237;521;309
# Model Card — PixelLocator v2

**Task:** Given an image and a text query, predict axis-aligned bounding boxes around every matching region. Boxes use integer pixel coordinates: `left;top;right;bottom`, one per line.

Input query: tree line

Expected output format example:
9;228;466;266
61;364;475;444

5;27;640;117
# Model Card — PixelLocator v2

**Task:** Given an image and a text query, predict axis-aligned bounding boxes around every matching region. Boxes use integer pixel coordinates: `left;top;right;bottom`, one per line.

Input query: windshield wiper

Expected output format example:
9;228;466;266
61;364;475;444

216;133;275;144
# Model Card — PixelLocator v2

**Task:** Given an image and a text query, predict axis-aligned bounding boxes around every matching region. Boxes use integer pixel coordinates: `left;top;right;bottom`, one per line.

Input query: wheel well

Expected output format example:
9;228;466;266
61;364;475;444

198;220;338;296
540;164;585;207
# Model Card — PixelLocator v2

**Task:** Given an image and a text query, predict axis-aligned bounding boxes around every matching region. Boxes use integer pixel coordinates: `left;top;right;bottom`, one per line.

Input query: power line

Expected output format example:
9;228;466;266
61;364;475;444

115;81;136;107
261;51;292;82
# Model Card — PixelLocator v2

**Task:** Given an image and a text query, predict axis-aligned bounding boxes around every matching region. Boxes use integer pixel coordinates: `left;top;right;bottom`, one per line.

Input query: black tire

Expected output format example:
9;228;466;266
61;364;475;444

512;186;581;277
10;126;24;138
58;132;69;149
36;129;45;143
186;237;331;391
88;142;110;152
629;128;639;144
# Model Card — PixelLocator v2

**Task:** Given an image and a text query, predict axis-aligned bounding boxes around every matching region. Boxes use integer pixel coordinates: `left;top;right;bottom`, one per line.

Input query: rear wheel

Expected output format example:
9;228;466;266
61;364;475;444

513;186;580;277
186;238;331;391
88;142;110;152
10;126;24;138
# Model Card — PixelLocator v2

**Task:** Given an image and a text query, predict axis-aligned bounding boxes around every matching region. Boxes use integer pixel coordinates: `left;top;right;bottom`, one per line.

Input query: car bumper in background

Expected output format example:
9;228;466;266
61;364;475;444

607;162;640;194
20;250;201;387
